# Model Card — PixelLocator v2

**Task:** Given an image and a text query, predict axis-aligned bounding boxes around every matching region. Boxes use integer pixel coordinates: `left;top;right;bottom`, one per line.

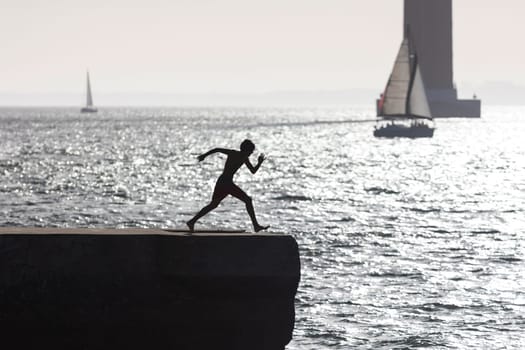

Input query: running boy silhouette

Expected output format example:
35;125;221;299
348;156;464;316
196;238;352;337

186;139;270;233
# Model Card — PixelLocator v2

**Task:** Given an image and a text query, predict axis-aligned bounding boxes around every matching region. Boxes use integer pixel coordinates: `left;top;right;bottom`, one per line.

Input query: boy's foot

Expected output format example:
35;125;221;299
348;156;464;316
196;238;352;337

254;225;270;233
186;221;195;233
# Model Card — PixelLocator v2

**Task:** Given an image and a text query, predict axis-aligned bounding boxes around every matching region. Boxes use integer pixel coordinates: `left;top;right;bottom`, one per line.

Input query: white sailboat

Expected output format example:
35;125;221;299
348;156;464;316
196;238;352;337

81;71;97;113
374;37;434;138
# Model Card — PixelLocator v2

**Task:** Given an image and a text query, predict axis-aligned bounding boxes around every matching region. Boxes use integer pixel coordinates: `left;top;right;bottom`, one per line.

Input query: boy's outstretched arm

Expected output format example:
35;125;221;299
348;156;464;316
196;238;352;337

245;153;266;174
197;148;233;161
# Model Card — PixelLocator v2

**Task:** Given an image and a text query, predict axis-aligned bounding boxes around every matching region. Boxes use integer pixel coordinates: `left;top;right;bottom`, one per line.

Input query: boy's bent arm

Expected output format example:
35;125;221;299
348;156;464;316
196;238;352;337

198;148;233;161
245;159;261;174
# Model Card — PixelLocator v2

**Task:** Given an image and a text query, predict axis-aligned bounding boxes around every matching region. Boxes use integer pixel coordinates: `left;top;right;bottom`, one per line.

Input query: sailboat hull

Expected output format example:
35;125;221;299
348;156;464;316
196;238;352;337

81;107;98;113
373;123;434;138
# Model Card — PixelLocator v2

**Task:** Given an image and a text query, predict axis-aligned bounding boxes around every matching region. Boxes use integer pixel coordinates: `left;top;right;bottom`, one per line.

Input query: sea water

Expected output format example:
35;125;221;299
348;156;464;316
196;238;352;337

1;106;524;349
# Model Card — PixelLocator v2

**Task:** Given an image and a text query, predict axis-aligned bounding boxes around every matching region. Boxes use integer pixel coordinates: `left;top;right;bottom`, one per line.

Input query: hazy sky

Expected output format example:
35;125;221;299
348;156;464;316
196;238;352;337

1;0;524;98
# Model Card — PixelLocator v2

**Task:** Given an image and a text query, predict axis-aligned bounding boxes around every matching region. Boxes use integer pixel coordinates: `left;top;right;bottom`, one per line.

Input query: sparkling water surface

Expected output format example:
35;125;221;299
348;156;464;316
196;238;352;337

1;106;524;349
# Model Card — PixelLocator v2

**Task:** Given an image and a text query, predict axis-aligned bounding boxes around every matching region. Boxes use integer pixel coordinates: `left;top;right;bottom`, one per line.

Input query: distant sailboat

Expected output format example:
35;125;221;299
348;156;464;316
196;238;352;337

81;71;97;113
374;36;434;138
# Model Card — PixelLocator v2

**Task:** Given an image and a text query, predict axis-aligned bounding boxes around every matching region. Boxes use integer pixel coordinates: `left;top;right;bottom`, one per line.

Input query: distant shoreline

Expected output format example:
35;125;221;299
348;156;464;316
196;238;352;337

1;83;524;107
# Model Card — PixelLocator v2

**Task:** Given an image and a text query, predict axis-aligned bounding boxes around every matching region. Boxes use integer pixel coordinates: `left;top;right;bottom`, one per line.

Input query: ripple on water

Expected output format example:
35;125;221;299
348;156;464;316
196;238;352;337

271;194;312;201
365;186;400;195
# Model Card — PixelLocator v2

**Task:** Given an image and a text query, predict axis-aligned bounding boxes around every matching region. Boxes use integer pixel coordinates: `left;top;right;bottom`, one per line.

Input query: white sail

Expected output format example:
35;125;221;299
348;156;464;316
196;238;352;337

86;72;93;107
81;71;97;113
380;38;411;116
408;64;432;118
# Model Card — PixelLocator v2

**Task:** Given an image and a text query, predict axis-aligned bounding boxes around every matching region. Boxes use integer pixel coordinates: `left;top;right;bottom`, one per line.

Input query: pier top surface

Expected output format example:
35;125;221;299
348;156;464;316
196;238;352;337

0;227;282;236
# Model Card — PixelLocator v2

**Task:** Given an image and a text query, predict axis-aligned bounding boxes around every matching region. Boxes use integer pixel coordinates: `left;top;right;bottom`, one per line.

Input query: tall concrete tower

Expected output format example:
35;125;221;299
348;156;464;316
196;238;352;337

379;0;481;117
404;0;454;93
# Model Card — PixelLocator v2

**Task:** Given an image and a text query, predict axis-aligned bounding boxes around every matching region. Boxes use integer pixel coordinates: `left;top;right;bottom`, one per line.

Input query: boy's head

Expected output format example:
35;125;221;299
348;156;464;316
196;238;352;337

240;139;255;154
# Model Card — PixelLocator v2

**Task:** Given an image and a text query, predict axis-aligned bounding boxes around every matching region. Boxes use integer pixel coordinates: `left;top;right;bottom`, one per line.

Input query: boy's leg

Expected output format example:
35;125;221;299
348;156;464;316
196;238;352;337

187;187;227;231
229;184;268;232
186;200;219;231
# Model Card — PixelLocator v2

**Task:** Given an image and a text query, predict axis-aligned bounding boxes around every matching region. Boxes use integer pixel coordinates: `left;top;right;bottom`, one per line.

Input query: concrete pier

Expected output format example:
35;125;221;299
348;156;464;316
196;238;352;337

0;228;300;350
